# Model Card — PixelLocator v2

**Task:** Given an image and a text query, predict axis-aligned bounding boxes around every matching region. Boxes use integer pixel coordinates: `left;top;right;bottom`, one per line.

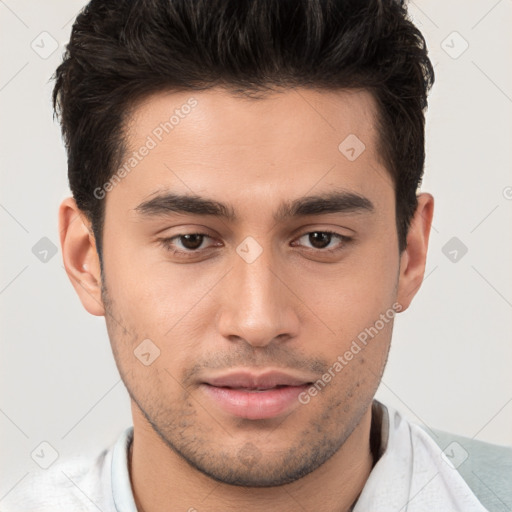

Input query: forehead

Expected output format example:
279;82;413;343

114;87;392;215
125;86;380;155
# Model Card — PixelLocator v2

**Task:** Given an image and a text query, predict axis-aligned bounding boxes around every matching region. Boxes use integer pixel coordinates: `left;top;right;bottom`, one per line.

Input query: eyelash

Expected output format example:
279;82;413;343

158;230;351;258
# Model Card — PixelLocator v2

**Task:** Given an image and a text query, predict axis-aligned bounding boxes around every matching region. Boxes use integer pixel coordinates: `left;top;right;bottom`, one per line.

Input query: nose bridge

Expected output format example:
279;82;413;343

216;236;298;346
237;240;277;309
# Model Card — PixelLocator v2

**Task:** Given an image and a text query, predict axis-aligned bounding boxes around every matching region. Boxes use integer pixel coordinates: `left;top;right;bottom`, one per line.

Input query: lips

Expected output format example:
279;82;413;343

200;370;314;420
204;371;312;390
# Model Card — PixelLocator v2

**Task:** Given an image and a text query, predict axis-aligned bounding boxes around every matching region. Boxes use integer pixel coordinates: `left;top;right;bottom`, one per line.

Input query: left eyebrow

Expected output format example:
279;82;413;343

275;190;374;221
133;189;375;223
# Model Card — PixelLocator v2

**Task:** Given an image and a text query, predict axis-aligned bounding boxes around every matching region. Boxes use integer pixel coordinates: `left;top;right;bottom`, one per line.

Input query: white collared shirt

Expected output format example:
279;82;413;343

352;401;488;511
1;401;489;511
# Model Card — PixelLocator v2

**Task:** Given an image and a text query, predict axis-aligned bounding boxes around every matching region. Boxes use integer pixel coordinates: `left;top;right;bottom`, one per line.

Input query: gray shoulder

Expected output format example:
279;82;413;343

1;448;115;512
422;427;512;512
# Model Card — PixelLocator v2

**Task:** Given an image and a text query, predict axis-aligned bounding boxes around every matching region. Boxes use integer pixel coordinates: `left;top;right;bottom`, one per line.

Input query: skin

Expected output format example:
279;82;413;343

59;87;433;512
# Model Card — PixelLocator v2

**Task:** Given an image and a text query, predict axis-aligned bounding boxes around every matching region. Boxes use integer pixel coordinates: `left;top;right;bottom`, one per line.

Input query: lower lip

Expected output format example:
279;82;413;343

201;384;309;420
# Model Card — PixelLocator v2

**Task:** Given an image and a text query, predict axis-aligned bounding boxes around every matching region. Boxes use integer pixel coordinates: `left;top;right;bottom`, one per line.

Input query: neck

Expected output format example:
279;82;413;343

129;405;376;512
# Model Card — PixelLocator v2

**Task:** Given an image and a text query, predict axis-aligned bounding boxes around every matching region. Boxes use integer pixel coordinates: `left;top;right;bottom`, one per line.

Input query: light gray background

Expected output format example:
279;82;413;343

1;0;511;500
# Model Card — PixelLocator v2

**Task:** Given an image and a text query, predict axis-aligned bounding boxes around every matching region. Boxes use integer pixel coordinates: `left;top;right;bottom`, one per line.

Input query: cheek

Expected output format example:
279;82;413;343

102;245;225;378
298;242;399;344
102;228;197;327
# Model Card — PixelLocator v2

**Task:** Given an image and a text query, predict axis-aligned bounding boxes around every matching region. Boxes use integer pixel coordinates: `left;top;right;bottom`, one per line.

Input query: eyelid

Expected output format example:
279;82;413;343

291;230;350;253
158;232;218;254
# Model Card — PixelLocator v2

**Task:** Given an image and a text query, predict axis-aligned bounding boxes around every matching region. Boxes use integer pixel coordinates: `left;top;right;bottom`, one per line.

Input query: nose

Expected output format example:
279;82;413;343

215;241;300;348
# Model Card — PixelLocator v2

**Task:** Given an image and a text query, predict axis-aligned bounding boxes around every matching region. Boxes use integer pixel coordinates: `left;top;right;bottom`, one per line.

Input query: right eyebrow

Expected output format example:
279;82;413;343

134;192;237;221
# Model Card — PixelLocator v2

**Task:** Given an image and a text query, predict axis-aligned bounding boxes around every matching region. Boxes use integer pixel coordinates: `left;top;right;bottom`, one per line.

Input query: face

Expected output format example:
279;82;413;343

61;87;432;487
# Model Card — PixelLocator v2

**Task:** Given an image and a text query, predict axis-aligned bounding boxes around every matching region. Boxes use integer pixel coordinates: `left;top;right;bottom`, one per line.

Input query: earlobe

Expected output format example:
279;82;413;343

396;193;434;311
59;197;105;316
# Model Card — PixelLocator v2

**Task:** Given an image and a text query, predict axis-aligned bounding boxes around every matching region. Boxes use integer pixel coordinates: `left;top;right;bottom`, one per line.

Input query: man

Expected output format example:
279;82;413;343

6;0;511;511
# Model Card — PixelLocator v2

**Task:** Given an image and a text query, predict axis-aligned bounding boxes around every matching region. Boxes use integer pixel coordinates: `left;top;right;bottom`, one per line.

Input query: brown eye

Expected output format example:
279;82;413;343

308;232;333;249
294;231;349;252
178;234;206;250
159;233;217;255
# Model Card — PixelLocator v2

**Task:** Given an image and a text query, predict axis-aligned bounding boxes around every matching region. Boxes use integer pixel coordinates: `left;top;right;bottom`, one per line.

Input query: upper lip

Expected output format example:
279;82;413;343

203;370;313;389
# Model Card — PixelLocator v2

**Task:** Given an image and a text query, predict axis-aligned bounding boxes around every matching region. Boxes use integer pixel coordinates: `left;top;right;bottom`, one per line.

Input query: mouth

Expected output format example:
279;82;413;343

200;370;314;420
203;370;313;389
211;384;294;391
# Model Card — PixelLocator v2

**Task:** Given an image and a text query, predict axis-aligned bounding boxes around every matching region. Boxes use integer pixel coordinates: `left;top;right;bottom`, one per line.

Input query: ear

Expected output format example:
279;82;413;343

396;193;434;311
59;197;105;316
